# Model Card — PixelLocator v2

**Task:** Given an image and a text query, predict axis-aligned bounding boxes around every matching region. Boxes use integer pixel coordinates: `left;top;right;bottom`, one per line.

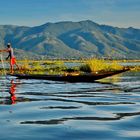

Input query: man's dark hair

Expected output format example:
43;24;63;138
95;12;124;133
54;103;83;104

7;43;11;48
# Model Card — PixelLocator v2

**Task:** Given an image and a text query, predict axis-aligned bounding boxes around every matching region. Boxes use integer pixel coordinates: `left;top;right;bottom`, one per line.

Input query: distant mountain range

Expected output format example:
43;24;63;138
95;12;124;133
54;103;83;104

0;20;140;59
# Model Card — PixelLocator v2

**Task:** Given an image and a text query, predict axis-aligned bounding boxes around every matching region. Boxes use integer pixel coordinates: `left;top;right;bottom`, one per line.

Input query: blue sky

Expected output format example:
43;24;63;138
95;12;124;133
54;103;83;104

0;0;139;28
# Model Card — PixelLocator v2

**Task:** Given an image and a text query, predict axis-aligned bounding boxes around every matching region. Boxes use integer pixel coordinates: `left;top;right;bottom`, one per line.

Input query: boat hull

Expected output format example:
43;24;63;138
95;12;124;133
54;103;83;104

9;69;129;82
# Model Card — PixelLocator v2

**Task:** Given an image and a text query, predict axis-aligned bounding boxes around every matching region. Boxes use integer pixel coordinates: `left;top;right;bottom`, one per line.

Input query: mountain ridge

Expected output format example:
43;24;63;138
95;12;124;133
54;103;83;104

0;20;140;59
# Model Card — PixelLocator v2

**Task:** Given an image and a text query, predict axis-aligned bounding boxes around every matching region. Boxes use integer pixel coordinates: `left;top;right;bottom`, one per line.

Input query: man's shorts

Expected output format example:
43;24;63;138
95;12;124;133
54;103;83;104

10;57;16;65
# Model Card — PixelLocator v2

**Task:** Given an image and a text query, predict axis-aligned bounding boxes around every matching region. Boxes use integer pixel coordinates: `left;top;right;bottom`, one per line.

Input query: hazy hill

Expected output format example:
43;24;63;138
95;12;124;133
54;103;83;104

0;20;140;59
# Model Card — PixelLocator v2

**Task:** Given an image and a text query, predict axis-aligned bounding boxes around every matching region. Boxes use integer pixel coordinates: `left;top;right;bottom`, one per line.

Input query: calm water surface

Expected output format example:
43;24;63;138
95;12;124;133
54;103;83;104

0;71;140;140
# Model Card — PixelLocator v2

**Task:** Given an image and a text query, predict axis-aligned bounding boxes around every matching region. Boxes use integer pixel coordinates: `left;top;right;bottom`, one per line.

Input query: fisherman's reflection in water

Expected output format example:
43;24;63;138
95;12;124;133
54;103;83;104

9;79;17;104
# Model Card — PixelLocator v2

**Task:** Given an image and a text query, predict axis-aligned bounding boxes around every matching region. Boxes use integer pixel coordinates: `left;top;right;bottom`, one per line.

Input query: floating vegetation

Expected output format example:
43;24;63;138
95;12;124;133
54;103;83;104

0;59;139;75
80;58;123;73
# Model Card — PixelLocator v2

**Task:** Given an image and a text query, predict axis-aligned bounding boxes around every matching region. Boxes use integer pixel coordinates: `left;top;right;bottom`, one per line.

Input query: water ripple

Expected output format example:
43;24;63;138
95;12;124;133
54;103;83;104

20;111;140;125
0;71;140;140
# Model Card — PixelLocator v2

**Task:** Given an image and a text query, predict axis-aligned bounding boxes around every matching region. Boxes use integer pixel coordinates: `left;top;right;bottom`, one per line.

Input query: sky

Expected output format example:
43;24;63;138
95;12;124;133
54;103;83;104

0;0;139;28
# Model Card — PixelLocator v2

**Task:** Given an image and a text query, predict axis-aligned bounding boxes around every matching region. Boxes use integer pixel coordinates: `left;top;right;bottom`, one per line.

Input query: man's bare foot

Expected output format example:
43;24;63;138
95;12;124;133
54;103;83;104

10;71;14;74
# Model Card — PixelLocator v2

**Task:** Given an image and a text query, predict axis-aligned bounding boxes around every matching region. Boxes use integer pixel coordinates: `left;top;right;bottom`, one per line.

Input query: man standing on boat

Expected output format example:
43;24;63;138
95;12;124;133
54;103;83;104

0;43;20;74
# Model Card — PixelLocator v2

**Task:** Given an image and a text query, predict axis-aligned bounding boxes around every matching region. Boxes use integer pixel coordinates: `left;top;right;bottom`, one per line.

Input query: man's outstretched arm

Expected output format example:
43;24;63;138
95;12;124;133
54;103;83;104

0;49;8;52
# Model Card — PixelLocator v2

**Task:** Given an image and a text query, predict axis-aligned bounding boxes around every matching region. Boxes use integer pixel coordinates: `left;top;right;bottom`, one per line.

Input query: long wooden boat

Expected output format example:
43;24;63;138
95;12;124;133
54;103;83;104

9;68;130;82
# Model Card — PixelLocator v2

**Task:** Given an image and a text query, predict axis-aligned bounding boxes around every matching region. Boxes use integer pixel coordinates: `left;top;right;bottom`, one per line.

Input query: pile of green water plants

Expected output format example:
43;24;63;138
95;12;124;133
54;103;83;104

0;58;139;75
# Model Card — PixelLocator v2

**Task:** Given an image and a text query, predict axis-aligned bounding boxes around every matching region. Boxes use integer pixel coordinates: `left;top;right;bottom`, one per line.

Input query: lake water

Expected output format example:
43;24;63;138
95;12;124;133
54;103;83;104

0;71;140;140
